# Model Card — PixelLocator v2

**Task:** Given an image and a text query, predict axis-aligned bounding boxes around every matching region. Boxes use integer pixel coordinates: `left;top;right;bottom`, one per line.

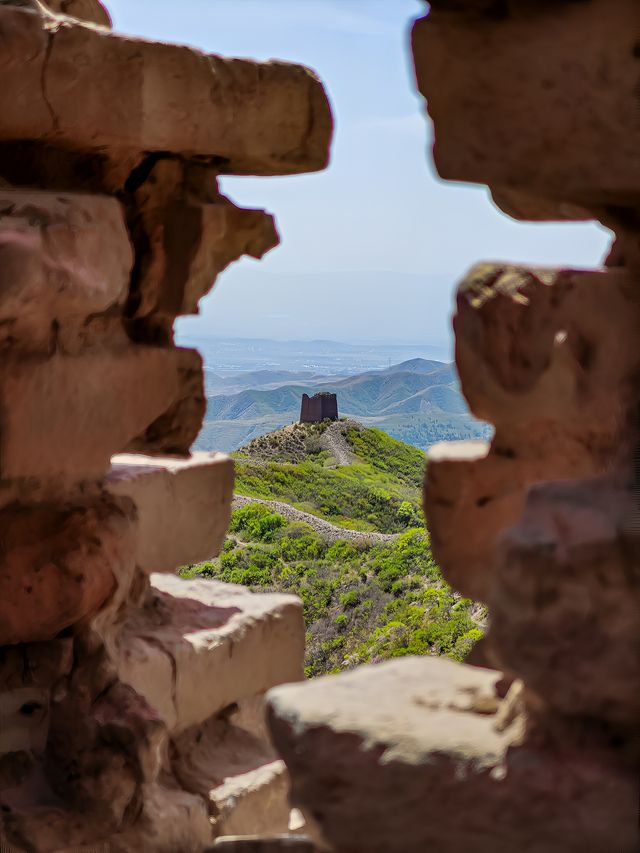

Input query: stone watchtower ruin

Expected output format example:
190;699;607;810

299;392;338;424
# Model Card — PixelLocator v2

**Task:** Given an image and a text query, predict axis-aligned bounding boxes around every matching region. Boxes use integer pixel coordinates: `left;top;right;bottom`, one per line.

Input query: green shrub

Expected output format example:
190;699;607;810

325;541;360;563
230;504;285;542
181;424;482;678
276;533;325;562
339;590;360;608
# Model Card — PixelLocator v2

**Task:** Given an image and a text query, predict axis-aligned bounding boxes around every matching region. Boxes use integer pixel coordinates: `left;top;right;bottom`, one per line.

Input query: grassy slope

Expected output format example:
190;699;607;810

198;359;492;454
181;423;484;676
233;422;425;533
181;504;483;677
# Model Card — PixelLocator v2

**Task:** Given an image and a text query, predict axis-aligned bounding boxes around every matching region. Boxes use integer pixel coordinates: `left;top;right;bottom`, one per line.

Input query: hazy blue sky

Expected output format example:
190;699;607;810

108;0;610;349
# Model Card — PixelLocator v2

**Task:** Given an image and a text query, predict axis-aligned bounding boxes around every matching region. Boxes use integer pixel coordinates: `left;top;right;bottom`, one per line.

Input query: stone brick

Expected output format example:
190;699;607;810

267;658;639;853
0;4;330;850
210;762;290;839
1;680;166;852
489;477;640;727
114;575;304;732
125;347;204;457
424;264;640;600
0;346;180;480
412;0;640;214
0;496;136;645
0;190;132;353
129;159;279;322
170;712;289;839
107;452;234;573
0;6;332;181
171;713;276;796
109;785;212;853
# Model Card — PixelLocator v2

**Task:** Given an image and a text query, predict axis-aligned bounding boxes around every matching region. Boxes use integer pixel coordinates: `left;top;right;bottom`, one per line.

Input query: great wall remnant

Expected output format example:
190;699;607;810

266;1;640;851
0;1;332;850
299;393;339;425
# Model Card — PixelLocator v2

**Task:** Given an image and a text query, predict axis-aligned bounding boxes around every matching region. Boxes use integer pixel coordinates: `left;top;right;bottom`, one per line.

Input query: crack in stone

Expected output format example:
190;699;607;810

40;29;59;133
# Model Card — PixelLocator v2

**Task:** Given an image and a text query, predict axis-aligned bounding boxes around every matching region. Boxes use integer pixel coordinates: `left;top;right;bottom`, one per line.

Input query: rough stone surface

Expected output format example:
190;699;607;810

405;6;640;852
2;676;167;851
412;0;640;214
0;346;181;480
125;347;205;457
210;762;290;838
489;477;640;726
0;639;73;692
109;785;212;853
170;711;277;798
129;159;279;323
0;496;135;645
0;190;131;353
45;0;112;27
267;658;639;853
0;5;332;183
424;263;640;601
107;452;234;573
170;706;290;840
113;574;305;732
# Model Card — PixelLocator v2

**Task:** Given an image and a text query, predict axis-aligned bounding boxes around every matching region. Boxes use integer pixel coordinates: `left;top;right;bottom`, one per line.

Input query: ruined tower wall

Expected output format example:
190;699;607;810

299;393;338;424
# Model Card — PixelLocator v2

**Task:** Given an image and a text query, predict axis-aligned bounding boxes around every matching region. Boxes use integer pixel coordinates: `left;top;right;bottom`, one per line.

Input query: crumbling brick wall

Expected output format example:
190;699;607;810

0;2;332;851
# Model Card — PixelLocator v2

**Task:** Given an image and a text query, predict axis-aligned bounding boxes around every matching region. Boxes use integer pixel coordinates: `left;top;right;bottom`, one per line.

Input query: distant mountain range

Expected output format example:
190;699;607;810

195;358;491;453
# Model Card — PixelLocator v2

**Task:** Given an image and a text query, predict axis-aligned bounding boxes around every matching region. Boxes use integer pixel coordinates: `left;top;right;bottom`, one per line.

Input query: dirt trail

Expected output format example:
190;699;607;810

319;422;356;466
233;495;398;545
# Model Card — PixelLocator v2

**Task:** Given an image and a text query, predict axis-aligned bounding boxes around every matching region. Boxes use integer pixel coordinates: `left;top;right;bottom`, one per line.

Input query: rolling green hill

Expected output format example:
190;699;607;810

196;358;491;452
181;421;485;676
234;420;425;532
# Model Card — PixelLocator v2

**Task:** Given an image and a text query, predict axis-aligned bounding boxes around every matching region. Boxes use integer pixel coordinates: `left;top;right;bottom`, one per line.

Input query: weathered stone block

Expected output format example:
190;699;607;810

209;762;290;839
4;787;208;853
0;346;180;480
2;679;167;852
0;496;136;645
0;5;332;181
125;346;204;457
267;657;638;853
109;784;212;853
489;477;640;727
129;159;279;321
454;265;639;449
0;190;131;353
107;452;234;573
412;0;640;213
170;711;289;840
425;264;640;600
114;575;304;731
